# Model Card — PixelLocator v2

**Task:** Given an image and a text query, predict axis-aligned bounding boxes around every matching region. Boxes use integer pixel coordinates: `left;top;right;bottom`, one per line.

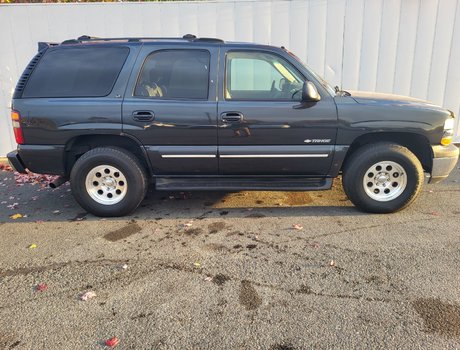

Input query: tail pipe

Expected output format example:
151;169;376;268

49;176;68;189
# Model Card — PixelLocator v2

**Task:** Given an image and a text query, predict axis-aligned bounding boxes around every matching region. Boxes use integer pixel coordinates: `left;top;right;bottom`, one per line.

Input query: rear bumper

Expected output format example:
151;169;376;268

429;144;459;184
7;150;27;173
8;145;66;175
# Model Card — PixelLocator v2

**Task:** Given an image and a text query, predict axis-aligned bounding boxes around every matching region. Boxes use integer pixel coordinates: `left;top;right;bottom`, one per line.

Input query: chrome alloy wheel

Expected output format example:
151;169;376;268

362;161;407;202
85;165;127;205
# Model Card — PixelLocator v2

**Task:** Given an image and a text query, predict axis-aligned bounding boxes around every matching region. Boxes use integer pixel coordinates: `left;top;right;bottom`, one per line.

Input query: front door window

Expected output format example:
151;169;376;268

225;51;304;101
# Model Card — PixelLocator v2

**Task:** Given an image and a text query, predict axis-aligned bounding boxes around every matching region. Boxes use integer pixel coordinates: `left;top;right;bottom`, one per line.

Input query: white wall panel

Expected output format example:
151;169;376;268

288;1;308;62
410;0;439;100
234;1;254;42
179;3;200;36
428;0;458;106
197;3;217;37
307;0;327;77
1;0;460;157
443;0;460;138
341;0;364;90
0;17;15;151
358;0;383;91
324;0;346;86
160;3;181;37
375;0;400;93
215;2;235;40
393;0;420;96
271;1;290;48
253;1;271;44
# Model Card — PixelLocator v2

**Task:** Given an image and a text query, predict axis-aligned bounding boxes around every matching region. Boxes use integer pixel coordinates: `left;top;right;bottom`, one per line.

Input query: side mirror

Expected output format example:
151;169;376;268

302;81;321;102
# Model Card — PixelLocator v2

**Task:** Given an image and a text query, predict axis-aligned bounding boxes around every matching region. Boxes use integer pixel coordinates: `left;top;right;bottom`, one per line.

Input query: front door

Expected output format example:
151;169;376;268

217;49;338;176
122;46;218;175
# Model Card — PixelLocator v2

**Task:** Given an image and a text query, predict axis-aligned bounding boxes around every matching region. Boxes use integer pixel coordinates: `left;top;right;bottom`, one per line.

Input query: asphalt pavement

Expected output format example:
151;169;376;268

0;165;460;349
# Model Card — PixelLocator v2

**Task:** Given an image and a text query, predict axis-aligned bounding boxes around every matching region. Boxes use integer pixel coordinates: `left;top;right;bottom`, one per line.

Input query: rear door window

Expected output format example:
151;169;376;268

134;50;210;100
23;46;129;98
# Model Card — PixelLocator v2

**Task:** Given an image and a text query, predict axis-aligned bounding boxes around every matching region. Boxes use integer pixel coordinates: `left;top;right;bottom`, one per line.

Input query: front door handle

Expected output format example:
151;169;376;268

221;111;244;123
132;110;154;122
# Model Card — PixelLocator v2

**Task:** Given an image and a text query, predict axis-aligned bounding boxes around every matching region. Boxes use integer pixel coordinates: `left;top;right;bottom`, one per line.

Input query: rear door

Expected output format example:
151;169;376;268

217;48;338;176
122;44;218;175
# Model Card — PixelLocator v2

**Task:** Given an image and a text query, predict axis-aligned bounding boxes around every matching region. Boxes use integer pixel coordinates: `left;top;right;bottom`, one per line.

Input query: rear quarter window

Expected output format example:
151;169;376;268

22;46;129;98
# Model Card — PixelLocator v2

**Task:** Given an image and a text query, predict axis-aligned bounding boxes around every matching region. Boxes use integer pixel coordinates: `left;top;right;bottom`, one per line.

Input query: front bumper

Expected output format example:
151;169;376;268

429;144;459;184
7;150;27;173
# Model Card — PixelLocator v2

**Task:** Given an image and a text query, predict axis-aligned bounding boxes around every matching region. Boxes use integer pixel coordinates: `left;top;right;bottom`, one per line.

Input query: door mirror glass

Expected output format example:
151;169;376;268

302;81;321;102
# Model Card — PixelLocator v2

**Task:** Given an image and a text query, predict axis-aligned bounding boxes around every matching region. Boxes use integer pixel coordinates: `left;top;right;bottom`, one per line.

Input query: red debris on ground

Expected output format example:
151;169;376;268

36;283;48;292
0;163;13;172
15;171;59;188
105;337;120;347
0;165;58;187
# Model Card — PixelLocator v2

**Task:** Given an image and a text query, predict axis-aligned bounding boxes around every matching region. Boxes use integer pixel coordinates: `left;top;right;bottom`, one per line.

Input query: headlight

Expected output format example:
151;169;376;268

441;117;455;146
444;118;454;130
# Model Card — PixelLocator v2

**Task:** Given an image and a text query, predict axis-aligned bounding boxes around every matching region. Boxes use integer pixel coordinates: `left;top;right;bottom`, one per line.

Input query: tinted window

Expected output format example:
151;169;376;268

135;50;210;99
23;47;129;98
225;51;304;100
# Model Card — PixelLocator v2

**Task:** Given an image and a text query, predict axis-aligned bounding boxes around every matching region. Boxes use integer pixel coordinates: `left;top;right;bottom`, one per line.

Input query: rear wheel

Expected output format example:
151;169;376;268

70;147;148;217
342;143;424;213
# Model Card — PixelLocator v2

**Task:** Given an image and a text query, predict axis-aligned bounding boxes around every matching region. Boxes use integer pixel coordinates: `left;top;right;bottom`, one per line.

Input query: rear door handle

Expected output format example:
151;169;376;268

221;112;244;123
132;110;154;122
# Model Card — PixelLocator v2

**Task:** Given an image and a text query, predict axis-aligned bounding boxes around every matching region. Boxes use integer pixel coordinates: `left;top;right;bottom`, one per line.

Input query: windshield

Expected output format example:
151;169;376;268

285;50;336;96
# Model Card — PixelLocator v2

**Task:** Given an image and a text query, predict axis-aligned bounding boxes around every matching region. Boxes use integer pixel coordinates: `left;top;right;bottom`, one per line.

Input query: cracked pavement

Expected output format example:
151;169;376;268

0;166;460;349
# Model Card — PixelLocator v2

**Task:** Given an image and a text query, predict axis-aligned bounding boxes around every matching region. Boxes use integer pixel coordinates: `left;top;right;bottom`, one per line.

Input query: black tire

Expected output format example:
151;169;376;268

70;147;148;217
342;143;424;213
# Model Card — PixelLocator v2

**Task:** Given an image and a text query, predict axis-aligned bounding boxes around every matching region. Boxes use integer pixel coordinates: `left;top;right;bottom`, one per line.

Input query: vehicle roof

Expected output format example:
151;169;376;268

42;34;282;51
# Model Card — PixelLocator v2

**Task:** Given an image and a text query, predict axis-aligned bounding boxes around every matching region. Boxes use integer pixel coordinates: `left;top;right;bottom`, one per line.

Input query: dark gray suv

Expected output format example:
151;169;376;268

7;35;459;216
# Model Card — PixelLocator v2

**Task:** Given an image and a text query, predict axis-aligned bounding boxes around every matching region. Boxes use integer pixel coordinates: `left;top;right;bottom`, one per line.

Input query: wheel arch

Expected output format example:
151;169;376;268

64;134;151;176
341;132;433;173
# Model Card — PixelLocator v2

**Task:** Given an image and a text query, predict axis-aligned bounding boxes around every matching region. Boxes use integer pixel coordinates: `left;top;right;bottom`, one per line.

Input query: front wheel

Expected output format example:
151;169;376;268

342;143;424;213
70;147;148;217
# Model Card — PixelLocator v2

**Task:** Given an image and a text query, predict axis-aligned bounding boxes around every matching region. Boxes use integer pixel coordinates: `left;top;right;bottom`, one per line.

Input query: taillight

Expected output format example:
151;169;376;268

11;110;24;144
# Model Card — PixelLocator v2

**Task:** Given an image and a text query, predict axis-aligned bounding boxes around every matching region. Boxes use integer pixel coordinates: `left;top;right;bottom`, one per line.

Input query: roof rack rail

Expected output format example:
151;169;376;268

183;34;224;43
37;41;58;52
77;35;142;42
60;34;224;45
61;39;80;45
194;37;224;43
78;35;97;40
182;34;196;39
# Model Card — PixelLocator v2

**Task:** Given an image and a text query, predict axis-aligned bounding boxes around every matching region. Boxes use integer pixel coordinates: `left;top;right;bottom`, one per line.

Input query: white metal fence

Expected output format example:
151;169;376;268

1;0;459;156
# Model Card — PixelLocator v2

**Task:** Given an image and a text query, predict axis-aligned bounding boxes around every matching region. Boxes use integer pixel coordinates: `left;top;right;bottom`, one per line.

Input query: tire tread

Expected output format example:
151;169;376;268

70;147;148;217
342;142;424;213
